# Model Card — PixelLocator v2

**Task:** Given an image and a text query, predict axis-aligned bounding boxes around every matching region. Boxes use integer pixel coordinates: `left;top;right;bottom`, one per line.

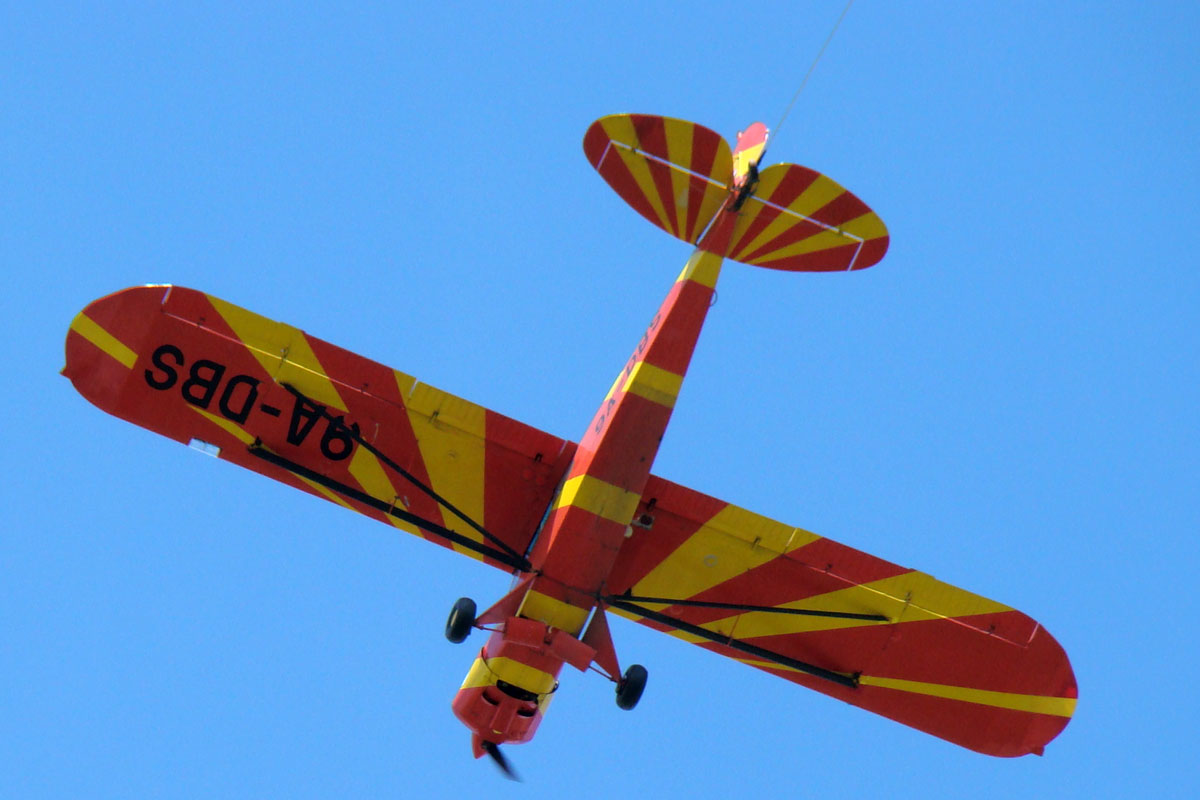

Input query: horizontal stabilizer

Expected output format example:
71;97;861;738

583;114;732;245
722;162;890;271
585;113;890;272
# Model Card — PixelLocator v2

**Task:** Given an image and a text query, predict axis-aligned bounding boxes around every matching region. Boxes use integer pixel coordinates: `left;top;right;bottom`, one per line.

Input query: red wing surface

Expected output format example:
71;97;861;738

605;475;1076;757
64;285;576;571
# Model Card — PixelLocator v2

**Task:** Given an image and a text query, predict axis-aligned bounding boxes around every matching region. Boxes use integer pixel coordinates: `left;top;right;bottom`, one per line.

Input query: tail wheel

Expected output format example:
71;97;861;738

616;664;648;710
445;597;476;643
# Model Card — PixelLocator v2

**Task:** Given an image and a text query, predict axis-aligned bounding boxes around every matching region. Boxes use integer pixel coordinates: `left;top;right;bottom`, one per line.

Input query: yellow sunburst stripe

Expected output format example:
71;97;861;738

853;570;1012;621
729;658;1075;717
733;170;846;259
347;447;411;531
204;295;292;376
631;504;821;601
752;212;885;266
276;333;349;411
600;116;673;234
461;656;557;695
400;373;488;559
616;146;674;234
621;361;683;409
553;474;641;526
779;170;846;218
859;675;1077;717
69;312;137;369
675;248;724;289
207;295;347;411
189;406;255;445
518;590;590;634
662;117;695;238
683;568;1013;643
725;165;796;250
837;210;887;241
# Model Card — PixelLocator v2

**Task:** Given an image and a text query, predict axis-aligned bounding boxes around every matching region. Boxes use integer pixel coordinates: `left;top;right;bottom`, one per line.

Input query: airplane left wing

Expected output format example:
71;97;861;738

64;286;575;571
603;474;1077;757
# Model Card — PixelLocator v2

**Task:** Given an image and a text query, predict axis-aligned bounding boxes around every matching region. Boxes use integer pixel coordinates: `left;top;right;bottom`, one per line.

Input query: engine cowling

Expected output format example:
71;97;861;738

451;618;568;753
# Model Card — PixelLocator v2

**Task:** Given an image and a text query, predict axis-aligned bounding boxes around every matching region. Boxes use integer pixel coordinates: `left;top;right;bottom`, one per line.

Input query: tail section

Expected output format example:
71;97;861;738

583;114;732;245
726;162;889;271
732;122;769;188
584;113;889;272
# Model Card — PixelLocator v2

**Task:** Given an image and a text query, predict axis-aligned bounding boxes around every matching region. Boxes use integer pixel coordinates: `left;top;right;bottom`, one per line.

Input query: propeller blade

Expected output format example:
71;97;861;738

482;740;519;781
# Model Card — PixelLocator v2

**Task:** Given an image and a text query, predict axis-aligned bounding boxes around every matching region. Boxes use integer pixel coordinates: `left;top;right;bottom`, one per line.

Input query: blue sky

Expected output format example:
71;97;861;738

4;1;1197;797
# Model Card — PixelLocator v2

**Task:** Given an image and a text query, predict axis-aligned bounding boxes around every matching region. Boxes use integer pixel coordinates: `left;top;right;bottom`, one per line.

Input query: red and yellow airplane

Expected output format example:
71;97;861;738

63;114;1076;776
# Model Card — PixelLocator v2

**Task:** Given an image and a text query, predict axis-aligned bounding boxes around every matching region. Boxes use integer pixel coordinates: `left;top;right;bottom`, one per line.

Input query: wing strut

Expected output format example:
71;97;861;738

610;593;889;622
605;596;861;689
279;384;528;567
247;442;530;571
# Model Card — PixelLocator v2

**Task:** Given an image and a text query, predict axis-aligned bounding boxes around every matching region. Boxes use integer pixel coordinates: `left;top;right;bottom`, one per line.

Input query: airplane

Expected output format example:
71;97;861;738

63;113;1076;777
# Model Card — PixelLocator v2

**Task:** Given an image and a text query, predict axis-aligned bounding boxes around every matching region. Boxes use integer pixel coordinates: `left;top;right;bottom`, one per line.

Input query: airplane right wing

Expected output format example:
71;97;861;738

603;474;1077;757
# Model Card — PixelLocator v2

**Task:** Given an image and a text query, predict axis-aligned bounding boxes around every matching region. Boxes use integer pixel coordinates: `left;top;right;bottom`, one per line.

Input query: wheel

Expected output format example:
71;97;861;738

616;664;647;710
445;597;476;643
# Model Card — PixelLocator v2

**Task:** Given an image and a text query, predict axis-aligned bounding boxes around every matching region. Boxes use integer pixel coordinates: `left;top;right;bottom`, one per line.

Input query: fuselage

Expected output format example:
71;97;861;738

450;207;744;753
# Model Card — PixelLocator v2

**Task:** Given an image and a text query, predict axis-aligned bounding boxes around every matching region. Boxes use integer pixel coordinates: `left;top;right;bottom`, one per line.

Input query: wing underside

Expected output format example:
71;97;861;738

64;285;575;571
66;285;1074;756
605;475;1076;757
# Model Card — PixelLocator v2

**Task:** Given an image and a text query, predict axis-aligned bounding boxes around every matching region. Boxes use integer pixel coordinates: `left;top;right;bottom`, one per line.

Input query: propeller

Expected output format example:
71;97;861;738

481;740;519;781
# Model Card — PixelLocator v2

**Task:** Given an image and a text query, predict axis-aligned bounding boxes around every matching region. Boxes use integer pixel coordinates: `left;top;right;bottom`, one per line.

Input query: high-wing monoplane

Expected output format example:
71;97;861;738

64;114;1076;776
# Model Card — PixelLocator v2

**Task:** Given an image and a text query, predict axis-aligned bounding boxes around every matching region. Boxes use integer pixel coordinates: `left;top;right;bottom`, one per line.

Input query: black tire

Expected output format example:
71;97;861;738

616;664;648;710
445;597;476;643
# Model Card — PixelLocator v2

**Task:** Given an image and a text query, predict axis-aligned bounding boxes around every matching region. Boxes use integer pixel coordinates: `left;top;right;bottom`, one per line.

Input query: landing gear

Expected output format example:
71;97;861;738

445;597;476;643
615;663;648;710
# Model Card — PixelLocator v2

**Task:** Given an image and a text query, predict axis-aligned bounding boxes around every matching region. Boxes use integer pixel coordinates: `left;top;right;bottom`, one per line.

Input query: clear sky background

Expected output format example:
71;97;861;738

4;1;1197;797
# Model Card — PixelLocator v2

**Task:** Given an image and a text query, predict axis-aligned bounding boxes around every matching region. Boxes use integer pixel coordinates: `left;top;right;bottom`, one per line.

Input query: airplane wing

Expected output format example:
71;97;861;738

603;475;1077;757
66;286;1075;756
64;285;576;571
